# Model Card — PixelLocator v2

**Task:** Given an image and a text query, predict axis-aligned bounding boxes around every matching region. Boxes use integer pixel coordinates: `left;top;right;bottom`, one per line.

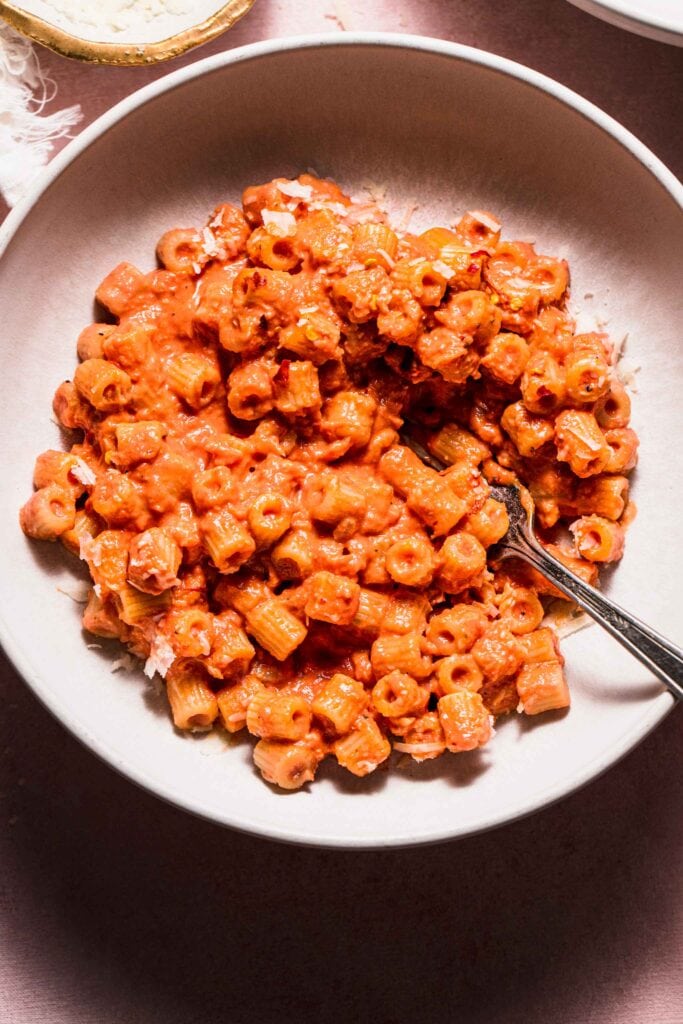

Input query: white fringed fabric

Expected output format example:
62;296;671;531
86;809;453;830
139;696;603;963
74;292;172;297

0;23;82;207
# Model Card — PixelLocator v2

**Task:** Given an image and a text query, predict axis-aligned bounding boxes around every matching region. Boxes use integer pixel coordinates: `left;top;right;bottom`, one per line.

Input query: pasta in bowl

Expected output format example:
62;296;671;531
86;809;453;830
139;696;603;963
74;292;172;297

1;35;680;845
20;173;639;791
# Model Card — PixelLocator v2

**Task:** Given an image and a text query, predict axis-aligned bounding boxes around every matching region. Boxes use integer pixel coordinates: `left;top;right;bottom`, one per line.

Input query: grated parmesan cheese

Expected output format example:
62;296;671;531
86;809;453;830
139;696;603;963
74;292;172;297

610;332;628;364
56;580;90;603
261;209;297;237
144;633;175;680
71;457;96;486
431;259;456;281
398;202;420;231
46;0;192;35
360;181;388;206
309;199;349;218
375;248;396;270
470;209;501;232
111;653;137;674
276;180;313;201
393;741;445;755
616;357;641;393
79;534;100;566
200;226;223;259
543;599;592;639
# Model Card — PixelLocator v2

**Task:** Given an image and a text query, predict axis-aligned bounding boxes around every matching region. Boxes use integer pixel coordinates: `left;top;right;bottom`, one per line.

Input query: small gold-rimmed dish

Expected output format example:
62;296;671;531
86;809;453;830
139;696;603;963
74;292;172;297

0;0;255;65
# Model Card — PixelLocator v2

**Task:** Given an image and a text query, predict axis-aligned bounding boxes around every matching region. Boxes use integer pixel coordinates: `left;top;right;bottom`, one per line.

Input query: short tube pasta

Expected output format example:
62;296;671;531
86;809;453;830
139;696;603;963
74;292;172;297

304;571;360;625
156;227;208;274
20;485;76;541
247;493;293;547
433;655;483;696
570;515;625;562
246;689;312;741
424;606;488;656
253;737;323;790
594;380;631;429
165;661;218;731
438;690;492;752
379;445;466;535
74;358;131;412
521;350;566;414
554;409;610;478
167;353;221;409
127;527;182;594
333;715;391;777
371;633;432;680
311;674;368;735
516;661;570;715
438;533;487;593
497;584;545;634
245;600;307;661
564;333;610;403
385;534;436;587
371;671;425;717
200;509;255;573
352;222;398;270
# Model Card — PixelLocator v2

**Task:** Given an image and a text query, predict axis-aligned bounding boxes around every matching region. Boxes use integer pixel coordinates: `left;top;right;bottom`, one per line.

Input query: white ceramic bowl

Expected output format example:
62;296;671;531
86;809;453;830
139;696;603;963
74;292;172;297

0;35;680;848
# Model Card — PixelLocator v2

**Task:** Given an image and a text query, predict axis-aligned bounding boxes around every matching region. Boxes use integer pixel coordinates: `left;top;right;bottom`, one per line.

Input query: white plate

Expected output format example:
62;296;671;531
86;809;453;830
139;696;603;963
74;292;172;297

568;0;683;45
0;35;680;848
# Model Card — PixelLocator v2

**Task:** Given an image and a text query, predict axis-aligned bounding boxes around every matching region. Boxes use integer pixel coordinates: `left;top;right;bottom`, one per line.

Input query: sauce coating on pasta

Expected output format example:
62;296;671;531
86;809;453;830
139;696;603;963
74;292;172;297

20;175;637;789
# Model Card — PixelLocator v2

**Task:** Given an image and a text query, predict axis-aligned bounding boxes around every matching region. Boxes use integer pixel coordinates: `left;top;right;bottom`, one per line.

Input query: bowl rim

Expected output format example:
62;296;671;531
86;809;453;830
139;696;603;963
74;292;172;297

0;32;679;849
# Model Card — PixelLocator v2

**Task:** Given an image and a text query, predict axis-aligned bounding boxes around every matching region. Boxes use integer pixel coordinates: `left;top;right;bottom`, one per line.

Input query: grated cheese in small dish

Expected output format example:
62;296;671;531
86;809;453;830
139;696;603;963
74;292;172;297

45;0;193;36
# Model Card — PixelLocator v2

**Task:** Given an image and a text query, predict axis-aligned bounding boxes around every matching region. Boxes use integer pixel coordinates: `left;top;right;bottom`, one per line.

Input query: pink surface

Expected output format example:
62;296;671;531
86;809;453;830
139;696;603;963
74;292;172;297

1;2;681;1021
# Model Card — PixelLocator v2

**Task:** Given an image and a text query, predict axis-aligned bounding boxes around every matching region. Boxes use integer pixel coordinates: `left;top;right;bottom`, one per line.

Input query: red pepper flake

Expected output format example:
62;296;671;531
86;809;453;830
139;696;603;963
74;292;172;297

274;359;290;386
468;262;480;274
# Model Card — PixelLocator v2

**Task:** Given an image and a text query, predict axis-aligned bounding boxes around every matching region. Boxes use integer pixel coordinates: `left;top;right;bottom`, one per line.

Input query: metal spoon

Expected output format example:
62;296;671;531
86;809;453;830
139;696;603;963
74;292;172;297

400;432;683;701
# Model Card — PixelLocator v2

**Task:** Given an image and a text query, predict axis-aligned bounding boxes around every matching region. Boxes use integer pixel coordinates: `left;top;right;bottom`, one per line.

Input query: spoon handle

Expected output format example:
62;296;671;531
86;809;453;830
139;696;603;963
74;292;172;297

504;532;683;701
